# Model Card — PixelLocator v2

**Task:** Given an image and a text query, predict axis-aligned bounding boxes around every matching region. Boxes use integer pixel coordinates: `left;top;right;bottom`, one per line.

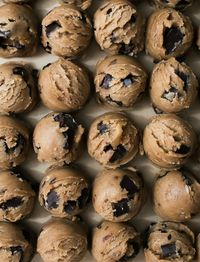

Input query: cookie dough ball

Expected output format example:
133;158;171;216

151;0;193;10
150;58;198;114
197;27;200;50
153;170;200;222
146;8;193;61
94;0;145;56
41;5;93;57
87;112;141;168
0;115;29;170
143;114;196;169
92;221;140;262
144;222;195;262
39;59;90;112
33;112;84;165
37;220;87;262
61;0;92;10
0;4;38;58
95;55;148;108
93;168;145;222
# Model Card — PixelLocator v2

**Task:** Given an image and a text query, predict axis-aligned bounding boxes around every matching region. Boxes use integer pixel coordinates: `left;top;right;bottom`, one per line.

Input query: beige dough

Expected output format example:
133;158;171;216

197;234;200;262
95;55;148;108
61;0;92;10
146;8;193;61
151;0;193;10
37;220;87;262
41;4;93;57
143;114;196;169
39;59;90;112
4;0;30;2
197;27;200;50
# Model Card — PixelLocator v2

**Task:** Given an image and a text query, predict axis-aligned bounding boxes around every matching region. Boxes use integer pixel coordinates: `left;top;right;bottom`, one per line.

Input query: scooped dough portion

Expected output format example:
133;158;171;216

92;221;140;262
95;55;148;108
41;4;93;57
93;167;146;222
146;8;193;61
150;58;198;113
143;114;196;169
61;0;92;10
144;222;195;262
87;112;141;168
153;169;200;222
39;59;90;112
37;220;87;262
151;0;193;10
94;0;145;56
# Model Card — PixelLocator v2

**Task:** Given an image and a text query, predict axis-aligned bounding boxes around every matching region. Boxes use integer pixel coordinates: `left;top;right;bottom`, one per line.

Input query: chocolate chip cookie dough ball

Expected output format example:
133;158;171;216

37;220;87;262
146;8;193;61
41;5;93;57
94;0;145;56
0;115;29;170
92;221;140;262
62;0;92;10
144;222;195;262
143;114;196;169
95;55;148;108
39;59;90;112
33;112;84;166
151;0;193;10
87;112;141;168
0;4;38;58
150;58;198;114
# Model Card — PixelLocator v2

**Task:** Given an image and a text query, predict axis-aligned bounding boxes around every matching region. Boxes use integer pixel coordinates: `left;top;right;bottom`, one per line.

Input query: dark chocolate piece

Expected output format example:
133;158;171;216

163;27;184;54
112;198;129;217
46;190;59;209
46;21;61;37
122;74;135;87
106;95;123;107
13;67;29;82
175;144;190;154
119;42;135;55
119;239;140;261
161;242;177;258
120;175;139;198
0;197;23;210
64;200;76;214
175;70;189;91
97;122;108;134
77;188;89;209
161;86;179;102
110;145;127;163
100;74;113;89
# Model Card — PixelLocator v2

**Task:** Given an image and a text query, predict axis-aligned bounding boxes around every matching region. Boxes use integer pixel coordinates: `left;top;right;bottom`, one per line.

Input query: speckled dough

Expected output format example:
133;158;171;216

0;115;29;170
33;112;84;166
92;167;146;222
197;27;200;50
92;221;140;262
39;59;90;112
151;0;193;10
153;170;200;222
41;4;93;57
144;222;195;262
87;112;141;168
37;220;87;262
0;4;38;58
94;0;145;56
150;58;198;113
146;8;193;61
61;0;92;10
95;55;148;108
143;114;196;169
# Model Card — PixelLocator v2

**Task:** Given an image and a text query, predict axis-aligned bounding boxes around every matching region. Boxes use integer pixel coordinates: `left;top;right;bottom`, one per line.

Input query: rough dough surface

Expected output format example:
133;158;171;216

92;167;146;222
146;8;193;61
61;0;92;10
151;0;193;10
150;58;198;113
94;0;145;56
144;222;195;262
87;112;141;168
92;221;140;262
33;112;84;166
143;114;196;169
95;55;148;108
153;169;200;222
41;4;93;57
39;59;90;112
37;220;87;262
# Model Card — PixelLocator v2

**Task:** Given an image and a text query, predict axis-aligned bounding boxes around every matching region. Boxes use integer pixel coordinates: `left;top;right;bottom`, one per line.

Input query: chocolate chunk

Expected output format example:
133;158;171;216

97;122;108;134
43;63;52;70
46;190;59;209
45;42;51;53
111;33;117;43
181;172;193;186
168;234;172;240
120;175;139;198
78;188;89;209
104;144;113;152
0;197;23;210
122;74;135;87
0;30;10;38
161;86;181;102
119;239;140;261
100;74;113;89
106;95;123;107
107;8;112;15
119;42;135;55
110;145;127;163
175;70;189;91
80;11;87;23
112;198;129;217
163;27;184;54
130;14;136;24
176;0;190;9
161;242;177;258
13;67;29;82
14;42;25;50
46;21;61;37
64;200;76;214
10;246;23;261
175;144;190;154
3;134;26;155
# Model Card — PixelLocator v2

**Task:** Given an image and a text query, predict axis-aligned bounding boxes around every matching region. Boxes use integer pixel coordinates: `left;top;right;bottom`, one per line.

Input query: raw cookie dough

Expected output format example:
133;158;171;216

0;170;35;222
150;58;198;113
87;112;141;168
143;114;196;169
144;221;195;262
146;8;193;61
92;221;140;262
153;169;200;222
39;59;90;112
61;0;92;10
0;62;38;114
39;167;90;218
33;112;84;166
0;222;33;262
197;27;200;49
95;55;148;108
41;4;93;57
94;0;145;56
4;0;31;3
0;115;29;170
0;4;38;58
92;168;146;222
151;0;193;10
37;220;87;262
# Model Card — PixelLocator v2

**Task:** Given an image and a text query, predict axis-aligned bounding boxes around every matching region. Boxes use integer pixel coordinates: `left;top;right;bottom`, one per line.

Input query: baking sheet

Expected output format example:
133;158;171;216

1;0;200;261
